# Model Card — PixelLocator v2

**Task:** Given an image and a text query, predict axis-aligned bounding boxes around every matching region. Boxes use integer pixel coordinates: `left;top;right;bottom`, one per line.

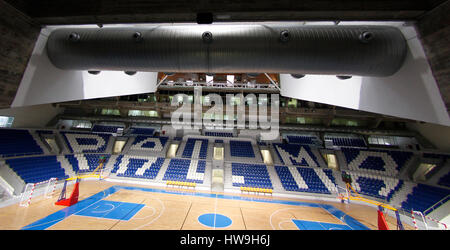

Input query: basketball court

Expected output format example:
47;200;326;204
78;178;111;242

0;180;414;230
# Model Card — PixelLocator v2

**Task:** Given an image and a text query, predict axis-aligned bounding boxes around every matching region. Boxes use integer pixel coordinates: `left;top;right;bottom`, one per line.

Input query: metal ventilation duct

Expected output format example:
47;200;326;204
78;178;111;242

46;24;407;77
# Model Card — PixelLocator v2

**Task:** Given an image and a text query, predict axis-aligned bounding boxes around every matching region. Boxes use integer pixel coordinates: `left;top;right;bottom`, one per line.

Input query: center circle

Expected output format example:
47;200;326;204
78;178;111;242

198;213;232;228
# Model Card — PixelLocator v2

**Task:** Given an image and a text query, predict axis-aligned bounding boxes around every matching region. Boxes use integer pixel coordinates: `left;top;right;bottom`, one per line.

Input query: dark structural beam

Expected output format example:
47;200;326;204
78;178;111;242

4;0;446;25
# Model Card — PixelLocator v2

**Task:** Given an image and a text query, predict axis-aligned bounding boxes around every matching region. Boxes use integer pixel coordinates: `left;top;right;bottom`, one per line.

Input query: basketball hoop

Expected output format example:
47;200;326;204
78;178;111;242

336;185;350;203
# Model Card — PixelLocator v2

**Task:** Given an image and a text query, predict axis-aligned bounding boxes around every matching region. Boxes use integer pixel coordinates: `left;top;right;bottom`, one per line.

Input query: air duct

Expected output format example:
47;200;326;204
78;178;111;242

46;24;407;77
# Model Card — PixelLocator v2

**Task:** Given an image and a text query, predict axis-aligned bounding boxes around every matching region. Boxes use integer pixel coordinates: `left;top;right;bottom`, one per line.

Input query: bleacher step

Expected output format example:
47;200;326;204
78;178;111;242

30;131;51;155
102;155;119;177
389;181;417;208
154;158;171;181
266;166;284;192
311;148;327;168
57;155;76;178
268;144;283;165
176;141;187;158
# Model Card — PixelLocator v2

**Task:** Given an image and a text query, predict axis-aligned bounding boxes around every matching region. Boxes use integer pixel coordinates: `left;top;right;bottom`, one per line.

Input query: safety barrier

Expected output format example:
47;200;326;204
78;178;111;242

425;215;448;230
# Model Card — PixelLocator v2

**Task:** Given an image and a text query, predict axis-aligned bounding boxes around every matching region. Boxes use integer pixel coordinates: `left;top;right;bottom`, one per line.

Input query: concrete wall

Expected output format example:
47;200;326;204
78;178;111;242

407;122;450;151
0;104;63;128
0;1;40;108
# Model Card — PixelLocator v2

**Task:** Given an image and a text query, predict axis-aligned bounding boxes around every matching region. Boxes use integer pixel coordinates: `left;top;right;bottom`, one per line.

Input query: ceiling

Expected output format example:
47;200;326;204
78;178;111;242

5;0;447;25
1;0;448;120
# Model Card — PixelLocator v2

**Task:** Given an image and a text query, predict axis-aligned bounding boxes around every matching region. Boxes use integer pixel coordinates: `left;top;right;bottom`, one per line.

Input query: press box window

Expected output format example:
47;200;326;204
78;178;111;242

0;116;14;128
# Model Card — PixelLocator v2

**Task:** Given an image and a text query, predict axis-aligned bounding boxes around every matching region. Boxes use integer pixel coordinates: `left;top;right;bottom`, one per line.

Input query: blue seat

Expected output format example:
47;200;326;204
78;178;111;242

61;131;111;153
286;135;315;145
273;143;319;166
230;141;255;158
231;163;272;189
0;129;44;157
91;125;124;133
162;158;206;183
401;184;450;213
182;138;208;159
6;156;68;183
438;172;450;188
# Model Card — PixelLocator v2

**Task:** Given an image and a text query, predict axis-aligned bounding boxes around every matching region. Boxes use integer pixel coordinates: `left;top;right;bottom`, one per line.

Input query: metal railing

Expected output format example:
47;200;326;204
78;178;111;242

424;194;450;215
0;152;44;159
158;80;280;91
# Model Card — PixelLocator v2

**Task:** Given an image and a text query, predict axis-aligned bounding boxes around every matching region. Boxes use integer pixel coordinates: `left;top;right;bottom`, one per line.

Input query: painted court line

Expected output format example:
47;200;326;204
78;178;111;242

292;219;353;230
75;200;145;221
22;187;118;230
132;197;165;230
22;185;370;230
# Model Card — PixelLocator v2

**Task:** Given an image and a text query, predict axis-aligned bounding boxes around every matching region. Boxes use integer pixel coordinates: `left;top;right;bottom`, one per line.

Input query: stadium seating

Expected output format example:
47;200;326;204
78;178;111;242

129;127;155;135
388;150;414;171
355;177;387;200
205;131;233;137
341;148;413;176
162;158;206;183
61;132;111;153
438;172;450;188
275;166;337;194
182;138;208;159
326;137;366;147
273;143;319;167
335;170;450;214
65;154;110;173
229;140;255;158
6;156;68;183
111;155;124;174
0;129;44;157
346;171;405;201
115;156;165;179
275;166;304;192
130;136;168;152
82;154;110;173
65;154;80;173
401;184;450;213
231;163;272;189
36;130;54;135
286;135;316;145
386;179;404;202
92;125;123;133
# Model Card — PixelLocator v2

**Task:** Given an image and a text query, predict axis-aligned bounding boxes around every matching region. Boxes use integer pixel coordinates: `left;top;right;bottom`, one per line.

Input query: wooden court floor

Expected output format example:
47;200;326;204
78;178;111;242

0;180;414;230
